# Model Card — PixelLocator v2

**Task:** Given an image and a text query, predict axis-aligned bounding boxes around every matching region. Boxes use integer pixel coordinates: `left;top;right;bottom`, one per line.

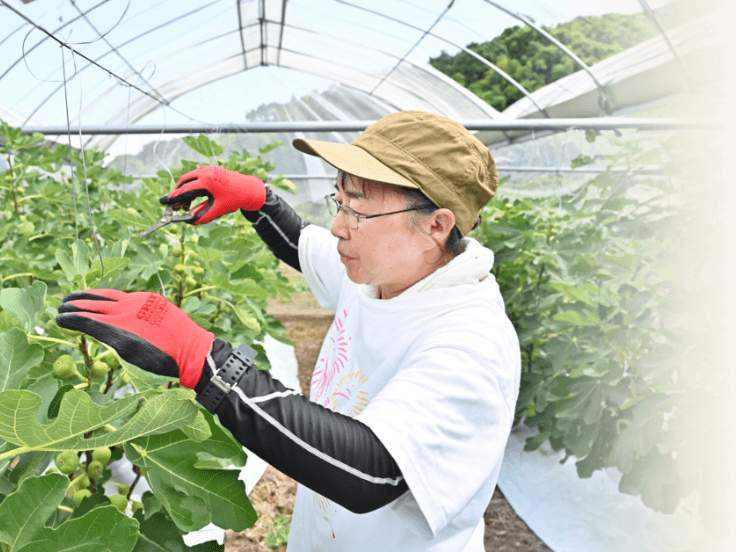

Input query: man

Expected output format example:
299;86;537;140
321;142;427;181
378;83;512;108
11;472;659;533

57;110;521;551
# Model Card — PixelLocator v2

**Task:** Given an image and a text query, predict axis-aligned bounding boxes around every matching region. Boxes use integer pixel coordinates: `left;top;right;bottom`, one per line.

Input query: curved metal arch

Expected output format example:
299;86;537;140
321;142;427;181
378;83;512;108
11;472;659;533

370;0;456;95
276;0;289;66
481;0;613;114
334;0;550;117
107;42;458;130
20;14;255;126
637;0;694;93
275;19;493;103
236;0;248;70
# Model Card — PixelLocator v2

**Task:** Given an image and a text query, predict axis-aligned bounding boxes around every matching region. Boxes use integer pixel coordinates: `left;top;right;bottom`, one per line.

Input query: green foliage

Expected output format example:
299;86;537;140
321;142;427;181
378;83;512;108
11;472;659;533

430;14;657;110
474;131;719;525
0;120;298;550
264;512;291;547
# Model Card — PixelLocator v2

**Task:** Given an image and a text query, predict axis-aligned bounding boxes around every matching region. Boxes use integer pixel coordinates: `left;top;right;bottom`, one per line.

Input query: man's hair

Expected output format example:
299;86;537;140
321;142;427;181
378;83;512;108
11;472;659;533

345;172;478;257
396;186;479;257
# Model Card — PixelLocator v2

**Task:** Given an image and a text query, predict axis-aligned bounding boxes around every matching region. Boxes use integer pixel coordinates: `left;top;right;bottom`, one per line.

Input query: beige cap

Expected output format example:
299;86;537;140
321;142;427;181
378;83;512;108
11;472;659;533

293;110;499;236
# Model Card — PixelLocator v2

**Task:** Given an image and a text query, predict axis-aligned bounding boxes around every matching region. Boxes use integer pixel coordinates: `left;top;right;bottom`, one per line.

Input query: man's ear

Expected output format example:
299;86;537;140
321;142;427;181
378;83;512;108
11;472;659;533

426;208;456;242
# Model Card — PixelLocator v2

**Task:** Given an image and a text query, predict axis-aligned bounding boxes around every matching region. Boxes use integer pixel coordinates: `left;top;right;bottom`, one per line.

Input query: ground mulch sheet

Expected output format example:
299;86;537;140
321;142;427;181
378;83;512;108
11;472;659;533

225;277;550;551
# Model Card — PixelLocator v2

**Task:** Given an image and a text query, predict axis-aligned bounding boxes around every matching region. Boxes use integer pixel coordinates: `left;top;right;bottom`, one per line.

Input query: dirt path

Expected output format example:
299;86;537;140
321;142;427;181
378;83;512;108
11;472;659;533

224;272;550;551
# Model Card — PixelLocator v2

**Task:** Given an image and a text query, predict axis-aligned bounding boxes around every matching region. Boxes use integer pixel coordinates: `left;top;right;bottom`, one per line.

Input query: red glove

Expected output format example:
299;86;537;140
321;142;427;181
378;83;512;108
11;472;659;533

161;166;266;225
56;289;215;389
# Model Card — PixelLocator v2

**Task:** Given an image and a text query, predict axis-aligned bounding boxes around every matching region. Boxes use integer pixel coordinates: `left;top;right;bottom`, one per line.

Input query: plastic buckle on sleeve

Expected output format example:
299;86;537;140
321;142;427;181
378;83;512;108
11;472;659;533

196;343;258;412
210;372;233;394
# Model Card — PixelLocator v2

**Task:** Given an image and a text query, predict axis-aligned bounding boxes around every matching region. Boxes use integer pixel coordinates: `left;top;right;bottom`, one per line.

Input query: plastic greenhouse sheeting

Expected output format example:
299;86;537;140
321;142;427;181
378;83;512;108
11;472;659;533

1;0;717;155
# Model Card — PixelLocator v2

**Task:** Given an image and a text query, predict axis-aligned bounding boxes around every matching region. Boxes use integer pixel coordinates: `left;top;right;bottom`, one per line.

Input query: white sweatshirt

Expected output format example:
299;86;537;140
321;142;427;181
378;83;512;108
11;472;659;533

287;224;521;552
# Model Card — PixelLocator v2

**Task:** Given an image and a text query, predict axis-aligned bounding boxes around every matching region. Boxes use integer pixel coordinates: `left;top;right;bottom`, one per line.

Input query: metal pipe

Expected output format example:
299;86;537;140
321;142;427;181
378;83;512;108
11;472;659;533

18;118;720;135
277;167;668;177
335;0;548;118
637;0;695;93
369;0;455;95
236;0;248;70
276;0;289;66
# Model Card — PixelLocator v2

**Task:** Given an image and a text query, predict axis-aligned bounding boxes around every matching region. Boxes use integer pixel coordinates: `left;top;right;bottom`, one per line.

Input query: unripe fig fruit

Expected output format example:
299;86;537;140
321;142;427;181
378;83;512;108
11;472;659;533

79;474;91;488
100;351;120;370
193;267;204;277
172;246;183;258
131;500;143;514
92;447;112;465
46;467;59;475
73;489;92;506
174;263;187;275
118;484;130;496
53;355;76;379
184;276;197;291
109;494;127;512
56;451;79;474
120;373;131;386
91;360;110;378
87;460;103;479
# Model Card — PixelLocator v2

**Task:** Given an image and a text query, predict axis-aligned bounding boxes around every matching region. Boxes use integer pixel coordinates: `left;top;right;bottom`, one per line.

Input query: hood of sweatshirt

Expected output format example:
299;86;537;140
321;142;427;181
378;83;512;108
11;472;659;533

362;237;495;299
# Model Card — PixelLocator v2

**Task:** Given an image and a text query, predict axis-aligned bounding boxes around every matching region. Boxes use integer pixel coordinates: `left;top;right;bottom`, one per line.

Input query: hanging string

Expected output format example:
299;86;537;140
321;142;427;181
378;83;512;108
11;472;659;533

11;0;215;293
69;44;106;280
60;44;79;241
123;84;131;177
133;62;168;297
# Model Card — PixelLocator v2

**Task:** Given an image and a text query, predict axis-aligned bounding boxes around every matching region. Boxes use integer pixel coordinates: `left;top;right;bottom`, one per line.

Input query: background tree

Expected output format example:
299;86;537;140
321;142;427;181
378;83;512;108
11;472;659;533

430;14;657;111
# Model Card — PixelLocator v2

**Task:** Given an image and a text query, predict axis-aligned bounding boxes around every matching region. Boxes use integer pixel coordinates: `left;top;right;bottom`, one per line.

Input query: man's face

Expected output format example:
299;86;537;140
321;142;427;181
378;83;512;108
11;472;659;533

330;173;439;299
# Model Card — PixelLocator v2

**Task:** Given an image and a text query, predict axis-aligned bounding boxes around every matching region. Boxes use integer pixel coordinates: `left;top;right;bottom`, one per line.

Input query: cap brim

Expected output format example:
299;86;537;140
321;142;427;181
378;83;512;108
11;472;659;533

293;138;419;189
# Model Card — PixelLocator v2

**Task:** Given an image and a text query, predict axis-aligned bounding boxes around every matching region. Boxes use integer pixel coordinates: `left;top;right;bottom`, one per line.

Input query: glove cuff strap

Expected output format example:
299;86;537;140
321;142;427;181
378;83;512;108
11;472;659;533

197;343;258;412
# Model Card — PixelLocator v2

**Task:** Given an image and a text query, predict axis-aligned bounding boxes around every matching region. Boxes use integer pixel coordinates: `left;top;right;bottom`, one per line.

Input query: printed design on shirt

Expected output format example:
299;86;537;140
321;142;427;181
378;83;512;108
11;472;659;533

312;308;351;408
331;370;370;418
312;492;331;513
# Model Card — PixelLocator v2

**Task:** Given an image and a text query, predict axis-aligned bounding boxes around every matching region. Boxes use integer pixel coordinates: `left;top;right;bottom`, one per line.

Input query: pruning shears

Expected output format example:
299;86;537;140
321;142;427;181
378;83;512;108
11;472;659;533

138;201;194;238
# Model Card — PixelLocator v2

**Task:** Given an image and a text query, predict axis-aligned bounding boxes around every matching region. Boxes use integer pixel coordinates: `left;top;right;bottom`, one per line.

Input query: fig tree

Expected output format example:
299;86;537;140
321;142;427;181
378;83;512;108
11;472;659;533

109;494;128;512
53;355;76;379
59;326;82;338
91;360;110;378
73;489;92;506
92;447;112;465
56;451;79;474
87;460;103;479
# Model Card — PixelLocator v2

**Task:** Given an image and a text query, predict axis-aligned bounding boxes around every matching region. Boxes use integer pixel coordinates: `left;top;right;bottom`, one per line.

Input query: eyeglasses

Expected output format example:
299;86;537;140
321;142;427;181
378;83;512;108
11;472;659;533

324;193;434;230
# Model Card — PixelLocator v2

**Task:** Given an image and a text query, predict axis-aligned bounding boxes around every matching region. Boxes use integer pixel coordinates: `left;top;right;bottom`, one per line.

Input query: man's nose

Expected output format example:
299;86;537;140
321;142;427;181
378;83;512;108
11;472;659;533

331;210;350;239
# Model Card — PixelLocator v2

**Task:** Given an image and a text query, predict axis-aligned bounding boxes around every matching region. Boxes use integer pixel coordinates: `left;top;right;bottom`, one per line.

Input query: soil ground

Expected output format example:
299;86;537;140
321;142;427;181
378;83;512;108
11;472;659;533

224;264;550;552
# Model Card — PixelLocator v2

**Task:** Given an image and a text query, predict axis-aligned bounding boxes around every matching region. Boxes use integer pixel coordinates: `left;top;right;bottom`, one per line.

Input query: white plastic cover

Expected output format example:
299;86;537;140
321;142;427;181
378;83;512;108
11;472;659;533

0;0;705;136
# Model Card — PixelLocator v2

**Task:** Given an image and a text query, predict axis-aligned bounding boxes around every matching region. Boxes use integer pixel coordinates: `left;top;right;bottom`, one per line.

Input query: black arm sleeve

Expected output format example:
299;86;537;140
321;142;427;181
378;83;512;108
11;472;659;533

241;187;310;272
195;340;409;514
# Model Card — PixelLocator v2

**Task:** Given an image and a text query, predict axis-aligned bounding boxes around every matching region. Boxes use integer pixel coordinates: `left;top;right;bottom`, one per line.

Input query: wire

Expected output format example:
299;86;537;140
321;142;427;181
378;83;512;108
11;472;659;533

1;0;169;115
